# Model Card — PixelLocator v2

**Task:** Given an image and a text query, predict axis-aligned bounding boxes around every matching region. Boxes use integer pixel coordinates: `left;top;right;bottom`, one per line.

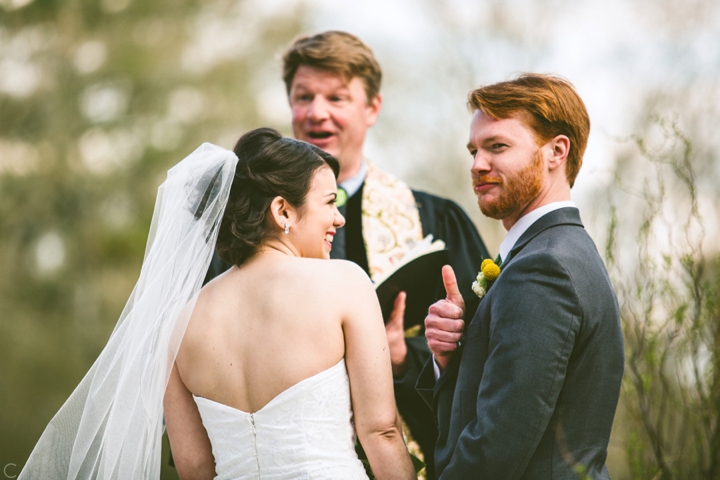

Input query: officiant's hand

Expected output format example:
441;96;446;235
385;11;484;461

385;291;408;376
426;265;465;372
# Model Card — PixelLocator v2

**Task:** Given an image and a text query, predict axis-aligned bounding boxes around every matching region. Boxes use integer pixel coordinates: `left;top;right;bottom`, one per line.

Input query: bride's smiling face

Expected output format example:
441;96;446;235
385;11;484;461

291;166;345;259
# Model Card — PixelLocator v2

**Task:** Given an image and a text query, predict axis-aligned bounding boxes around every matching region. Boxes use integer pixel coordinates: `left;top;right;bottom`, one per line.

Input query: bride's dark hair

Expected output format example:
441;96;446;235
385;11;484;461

216;127;339;266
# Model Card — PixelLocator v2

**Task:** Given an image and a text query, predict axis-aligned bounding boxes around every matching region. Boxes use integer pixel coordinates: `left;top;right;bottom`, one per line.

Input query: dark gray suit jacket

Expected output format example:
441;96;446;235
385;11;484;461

417;207;624;479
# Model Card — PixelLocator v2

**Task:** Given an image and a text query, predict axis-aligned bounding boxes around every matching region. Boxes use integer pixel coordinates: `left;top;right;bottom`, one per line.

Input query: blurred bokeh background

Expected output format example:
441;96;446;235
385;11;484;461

1;0;719;478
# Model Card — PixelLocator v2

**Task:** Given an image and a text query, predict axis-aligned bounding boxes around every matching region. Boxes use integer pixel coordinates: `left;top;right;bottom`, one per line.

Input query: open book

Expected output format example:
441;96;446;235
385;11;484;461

374;235;448;328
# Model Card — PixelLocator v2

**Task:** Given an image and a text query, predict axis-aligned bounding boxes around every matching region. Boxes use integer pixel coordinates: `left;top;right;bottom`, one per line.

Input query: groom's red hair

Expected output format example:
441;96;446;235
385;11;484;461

468;74;590;187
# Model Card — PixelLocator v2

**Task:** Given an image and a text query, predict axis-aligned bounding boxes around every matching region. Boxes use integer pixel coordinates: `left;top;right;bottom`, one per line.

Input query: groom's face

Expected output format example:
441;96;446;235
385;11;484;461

468;110;548;223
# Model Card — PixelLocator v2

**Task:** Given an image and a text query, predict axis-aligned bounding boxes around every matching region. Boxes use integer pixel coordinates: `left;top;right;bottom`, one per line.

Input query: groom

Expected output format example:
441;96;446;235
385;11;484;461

417;74;624;478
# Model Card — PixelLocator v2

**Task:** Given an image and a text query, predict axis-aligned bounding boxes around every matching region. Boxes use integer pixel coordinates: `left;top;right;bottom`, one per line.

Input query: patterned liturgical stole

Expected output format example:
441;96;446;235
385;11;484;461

361;161;424;282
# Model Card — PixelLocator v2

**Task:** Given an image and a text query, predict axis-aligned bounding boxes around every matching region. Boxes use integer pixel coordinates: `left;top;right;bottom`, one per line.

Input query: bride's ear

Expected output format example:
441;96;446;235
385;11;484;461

269;196;295;233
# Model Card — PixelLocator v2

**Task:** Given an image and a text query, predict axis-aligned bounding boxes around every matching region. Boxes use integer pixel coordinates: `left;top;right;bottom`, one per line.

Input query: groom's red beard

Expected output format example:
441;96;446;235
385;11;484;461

473;149;545;220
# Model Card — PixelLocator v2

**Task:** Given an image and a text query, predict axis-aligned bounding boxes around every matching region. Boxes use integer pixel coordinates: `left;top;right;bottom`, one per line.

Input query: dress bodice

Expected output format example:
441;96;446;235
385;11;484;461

193;359;368;479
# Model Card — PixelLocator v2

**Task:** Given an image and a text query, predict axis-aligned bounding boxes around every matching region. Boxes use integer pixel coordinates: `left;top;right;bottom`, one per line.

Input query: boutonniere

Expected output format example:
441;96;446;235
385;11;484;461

472;258;502;298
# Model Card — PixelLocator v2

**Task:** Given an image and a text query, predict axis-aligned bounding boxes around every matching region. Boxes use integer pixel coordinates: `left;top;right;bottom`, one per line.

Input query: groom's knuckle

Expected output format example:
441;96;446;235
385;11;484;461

429;302;444;314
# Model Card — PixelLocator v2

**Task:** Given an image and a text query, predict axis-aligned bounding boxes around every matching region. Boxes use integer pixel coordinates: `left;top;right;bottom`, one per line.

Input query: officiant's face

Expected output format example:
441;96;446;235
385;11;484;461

289;66;380;179
468;110;548;222
292;165;345;259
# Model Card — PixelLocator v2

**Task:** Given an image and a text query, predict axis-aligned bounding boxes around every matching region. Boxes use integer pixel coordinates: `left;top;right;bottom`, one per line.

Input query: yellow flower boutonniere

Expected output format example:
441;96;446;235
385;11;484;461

472;257;502;298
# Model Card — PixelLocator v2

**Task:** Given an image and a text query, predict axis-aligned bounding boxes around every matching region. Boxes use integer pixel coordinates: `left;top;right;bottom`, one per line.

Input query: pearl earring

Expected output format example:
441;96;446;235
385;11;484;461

284;222;290;234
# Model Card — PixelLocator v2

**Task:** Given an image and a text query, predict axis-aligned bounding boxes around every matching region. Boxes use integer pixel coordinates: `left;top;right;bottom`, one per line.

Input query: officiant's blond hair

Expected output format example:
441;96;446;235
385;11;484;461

468;74;590;187
282;31;382;103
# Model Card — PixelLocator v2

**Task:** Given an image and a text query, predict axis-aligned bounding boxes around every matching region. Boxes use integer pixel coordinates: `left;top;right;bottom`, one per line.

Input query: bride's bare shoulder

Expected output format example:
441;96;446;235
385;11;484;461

189;268;237;323
295;258;373;290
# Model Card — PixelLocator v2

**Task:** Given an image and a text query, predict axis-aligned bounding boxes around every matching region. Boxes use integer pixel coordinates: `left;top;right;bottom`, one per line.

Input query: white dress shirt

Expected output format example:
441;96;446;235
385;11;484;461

339;160;367;198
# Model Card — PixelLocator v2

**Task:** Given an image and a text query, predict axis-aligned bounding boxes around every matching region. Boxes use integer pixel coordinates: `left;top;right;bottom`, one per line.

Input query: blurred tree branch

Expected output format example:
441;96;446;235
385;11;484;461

606;117;719;479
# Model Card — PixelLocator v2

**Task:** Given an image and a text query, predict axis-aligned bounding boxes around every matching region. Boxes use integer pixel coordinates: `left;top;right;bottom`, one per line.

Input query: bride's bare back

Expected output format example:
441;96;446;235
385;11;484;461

165;251;414;479
177;252;359;414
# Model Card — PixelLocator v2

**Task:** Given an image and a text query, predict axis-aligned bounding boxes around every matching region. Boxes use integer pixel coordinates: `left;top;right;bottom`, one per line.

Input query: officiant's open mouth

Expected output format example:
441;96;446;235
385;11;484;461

309;131;333;138
307;131;335;145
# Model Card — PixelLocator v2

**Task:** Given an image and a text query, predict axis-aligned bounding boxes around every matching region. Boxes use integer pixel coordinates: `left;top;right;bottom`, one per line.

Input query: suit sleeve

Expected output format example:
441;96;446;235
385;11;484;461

441;252;581;479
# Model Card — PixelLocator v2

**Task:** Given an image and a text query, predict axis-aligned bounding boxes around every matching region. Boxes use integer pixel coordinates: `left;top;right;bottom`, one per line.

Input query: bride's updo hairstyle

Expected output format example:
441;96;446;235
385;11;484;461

216;127;339;266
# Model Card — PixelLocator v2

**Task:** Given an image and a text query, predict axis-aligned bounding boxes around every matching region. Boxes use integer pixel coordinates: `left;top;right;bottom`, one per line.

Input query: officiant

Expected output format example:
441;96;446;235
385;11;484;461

205;31;490;479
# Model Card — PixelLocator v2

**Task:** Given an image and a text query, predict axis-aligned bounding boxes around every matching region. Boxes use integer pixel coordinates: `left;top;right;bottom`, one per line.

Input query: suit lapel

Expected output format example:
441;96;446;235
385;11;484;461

501;207;583;267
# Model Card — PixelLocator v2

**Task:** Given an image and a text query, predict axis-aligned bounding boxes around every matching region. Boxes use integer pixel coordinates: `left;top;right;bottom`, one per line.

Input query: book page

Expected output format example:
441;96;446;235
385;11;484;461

373;234;446;287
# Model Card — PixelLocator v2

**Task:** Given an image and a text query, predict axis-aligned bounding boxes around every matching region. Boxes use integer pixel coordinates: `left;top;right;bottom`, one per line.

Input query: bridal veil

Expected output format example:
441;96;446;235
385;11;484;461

20;143;238;479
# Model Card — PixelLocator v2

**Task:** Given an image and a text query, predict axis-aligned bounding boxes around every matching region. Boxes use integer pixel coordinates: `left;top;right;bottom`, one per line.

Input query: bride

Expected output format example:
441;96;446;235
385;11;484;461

20;128;415;479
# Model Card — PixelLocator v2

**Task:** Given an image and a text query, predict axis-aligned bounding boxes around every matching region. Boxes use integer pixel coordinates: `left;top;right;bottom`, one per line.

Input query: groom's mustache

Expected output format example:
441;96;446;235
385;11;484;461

472;175;503;188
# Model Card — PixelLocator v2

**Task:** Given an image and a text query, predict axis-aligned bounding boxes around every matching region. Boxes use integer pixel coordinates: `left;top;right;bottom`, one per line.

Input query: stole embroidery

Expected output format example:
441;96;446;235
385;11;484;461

361;161;424;282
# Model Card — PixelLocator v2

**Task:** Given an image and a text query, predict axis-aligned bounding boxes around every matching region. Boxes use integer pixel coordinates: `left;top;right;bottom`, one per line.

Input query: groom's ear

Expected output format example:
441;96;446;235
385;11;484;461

547;135;570;171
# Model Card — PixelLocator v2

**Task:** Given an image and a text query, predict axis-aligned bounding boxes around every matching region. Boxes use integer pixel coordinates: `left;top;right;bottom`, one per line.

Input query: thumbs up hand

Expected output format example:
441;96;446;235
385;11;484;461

425;265;466;372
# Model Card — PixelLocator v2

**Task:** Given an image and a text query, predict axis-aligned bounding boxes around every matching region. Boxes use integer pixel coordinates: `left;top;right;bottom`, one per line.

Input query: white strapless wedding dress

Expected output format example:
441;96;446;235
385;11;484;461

193;359;369;479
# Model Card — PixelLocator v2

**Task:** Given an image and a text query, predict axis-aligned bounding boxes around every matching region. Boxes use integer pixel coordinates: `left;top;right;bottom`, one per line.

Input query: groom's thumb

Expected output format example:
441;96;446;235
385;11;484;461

442;265;465;310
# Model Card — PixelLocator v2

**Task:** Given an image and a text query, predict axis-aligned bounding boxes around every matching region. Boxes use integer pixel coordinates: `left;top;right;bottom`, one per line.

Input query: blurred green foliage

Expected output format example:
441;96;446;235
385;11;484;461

0;0;305;475
605;118;720;479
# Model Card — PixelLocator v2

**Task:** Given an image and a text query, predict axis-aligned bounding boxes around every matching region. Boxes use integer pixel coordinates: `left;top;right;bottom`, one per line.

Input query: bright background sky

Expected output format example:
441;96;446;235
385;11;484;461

226;0;720;251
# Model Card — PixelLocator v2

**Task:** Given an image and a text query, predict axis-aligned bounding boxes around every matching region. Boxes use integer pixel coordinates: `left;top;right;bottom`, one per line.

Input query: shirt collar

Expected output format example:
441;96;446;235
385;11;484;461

338;160;367;199
498;201;576;263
